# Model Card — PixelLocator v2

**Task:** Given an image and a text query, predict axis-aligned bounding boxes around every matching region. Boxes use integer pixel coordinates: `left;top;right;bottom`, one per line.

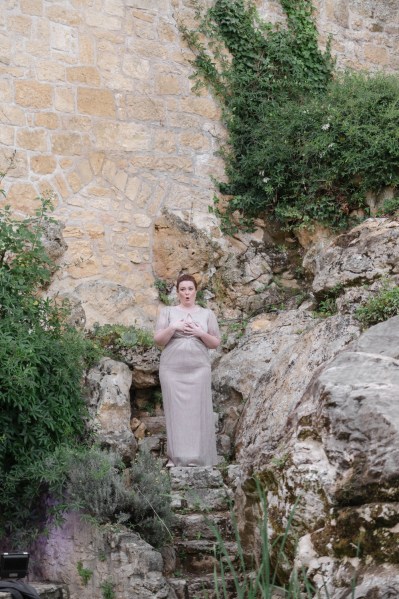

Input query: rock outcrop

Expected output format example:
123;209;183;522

231;315;399;597
86;357;136;463
32;513;176;599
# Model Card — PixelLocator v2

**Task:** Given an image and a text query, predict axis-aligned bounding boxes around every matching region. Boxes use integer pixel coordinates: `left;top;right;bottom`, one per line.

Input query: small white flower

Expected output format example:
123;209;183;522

259;170;265;176
263;177;270;183
321;123;330;131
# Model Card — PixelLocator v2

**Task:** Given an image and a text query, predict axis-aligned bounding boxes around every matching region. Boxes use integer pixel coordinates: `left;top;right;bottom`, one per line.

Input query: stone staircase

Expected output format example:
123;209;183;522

166;465;237;599
0;582;68;598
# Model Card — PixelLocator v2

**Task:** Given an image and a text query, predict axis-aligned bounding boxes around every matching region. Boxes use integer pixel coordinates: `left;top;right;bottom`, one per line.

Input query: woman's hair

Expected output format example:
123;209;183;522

176;274;198;290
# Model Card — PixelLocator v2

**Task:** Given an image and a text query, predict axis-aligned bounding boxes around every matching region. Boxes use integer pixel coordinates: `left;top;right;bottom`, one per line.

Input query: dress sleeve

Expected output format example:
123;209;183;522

155;306;170;331
207;309;221;339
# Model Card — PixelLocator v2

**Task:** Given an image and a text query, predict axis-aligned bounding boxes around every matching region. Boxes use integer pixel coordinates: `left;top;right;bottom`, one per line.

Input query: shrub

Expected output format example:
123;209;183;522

0;176;95;539
355;284;399;328
89;323;154;358
40;446;174;548
182;0;399;232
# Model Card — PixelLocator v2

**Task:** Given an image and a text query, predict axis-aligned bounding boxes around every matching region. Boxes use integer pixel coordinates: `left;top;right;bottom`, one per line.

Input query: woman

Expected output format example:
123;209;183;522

154;274;220;467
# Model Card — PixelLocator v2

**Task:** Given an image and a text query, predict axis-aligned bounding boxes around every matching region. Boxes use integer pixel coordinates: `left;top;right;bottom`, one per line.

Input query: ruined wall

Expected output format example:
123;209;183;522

1;0;398;326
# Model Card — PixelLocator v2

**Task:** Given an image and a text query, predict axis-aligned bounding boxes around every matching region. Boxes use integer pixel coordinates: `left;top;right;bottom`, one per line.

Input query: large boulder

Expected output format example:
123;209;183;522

212;308;360;466
86;358;136;463
32;512;176;599
236;316;399;597
304;218;399;294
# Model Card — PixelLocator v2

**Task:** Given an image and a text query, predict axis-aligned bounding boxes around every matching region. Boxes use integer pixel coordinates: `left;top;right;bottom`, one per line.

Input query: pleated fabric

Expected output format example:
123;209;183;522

156;306;220;466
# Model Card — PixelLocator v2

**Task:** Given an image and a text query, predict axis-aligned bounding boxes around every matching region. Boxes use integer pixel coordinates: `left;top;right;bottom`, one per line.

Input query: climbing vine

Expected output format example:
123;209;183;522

181;0;399;232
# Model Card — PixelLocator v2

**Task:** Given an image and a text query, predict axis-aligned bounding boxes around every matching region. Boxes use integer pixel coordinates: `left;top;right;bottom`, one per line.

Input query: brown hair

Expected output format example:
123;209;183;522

176;274;198;290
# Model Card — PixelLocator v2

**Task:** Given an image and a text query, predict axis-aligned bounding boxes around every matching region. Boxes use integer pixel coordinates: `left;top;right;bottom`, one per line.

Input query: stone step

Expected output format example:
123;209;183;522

0;582;67;599
170;466;225;491
168;573;236;599
171;486;230;512
175;539;238;575
173;512;234;542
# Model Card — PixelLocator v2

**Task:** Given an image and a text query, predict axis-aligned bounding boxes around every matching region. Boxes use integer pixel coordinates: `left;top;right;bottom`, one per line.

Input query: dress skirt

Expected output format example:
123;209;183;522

157;306;219;466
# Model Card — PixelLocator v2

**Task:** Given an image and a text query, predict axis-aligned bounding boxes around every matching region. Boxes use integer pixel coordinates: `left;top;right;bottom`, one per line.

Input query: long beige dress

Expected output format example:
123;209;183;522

156;305;220;466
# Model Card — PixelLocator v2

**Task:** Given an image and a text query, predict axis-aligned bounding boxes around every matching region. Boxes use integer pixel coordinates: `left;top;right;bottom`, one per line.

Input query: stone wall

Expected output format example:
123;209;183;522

1;0;398;326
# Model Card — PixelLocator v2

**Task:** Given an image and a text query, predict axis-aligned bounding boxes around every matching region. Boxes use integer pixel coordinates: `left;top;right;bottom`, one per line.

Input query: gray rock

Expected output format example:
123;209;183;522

304;219;399;294
86;358;136;463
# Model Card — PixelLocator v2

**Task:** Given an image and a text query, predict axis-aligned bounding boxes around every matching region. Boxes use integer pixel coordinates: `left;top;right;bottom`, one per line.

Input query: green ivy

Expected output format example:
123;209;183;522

181;0;399;231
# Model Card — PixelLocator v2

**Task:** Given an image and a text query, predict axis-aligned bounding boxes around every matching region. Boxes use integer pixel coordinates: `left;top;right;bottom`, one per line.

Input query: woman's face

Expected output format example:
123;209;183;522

178;281;197;306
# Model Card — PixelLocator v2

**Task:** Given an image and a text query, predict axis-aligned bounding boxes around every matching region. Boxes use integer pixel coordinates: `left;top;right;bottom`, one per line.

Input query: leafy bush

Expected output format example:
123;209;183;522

41;446;174;548
356;284;399;328
182;0;399;231
89;323;154;357
0;178;95;539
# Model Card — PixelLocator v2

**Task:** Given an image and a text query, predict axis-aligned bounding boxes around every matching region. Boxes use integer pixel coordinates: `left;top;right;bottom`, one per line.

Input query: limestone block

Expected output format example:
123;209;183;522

74;280;136;326
66;240;101;278
153;130;177;153
86;11;122;30
180;97;220;120
16;128;48;152
35;112;58;129
0;104;26;127
158;18;178;42
75;159;92;187
131;156;193;173
89;152;105;175
364;43;389;64
127;0;169;14
36;60;65;81
125;96;165;121
15;80;53;108
52;132;88;155
8;15;32;35
50;22;76;53
0;79;12;102
0;34;11;65
129;39;168;60
133;18;157;40
0;126;14;146
122;55;150;79
67;66;100;85
67;171;84;193
133;213;152;228
155;74;182;95
31;154;57;175
104;0;125;17
46;5;81;26
5;182;38;215
20;0;43;16
179;131;211;152
54;87;75;113
76;87;115;116
93;122;150;151
125;177;140;201
127;231;150;247
78;34;95;63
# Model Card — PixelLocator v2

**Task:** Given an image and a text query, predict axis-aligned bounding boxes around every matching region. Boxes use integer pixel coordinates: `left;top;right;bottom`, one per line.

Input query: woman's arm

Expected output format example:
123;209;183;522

183;321;221;349
154;317;186;347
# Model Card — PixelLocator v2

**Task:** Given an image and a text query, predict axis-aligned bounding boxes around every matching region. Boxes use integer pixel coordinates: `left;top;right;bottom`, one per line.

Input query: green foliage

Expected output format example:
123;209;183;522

154;278;173;305
77;561;93;586
40;446;174;548
128;448;175;547
355;285;399;328
209;479;315;597
0;184;92;539
100;580;115;599
89;322;154;358
312;285;342;318
376;196;399;217
182;0;399;231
